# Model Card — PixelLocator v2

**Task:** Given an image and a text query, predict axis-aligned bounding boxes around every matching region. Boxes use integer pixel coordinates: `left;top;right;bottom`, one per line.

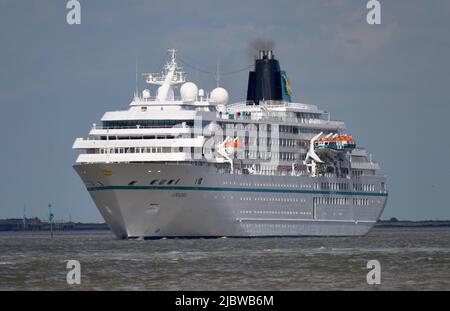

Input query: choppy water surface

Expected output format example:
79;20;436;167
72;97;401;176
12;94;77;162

0;228;449;290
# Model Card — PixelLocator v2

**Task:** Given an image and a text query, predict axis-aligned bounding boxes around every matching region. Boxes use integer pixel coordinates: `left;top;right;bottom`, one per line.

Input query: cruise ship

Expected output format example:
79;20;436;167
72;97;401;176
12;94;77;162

73;49;388;239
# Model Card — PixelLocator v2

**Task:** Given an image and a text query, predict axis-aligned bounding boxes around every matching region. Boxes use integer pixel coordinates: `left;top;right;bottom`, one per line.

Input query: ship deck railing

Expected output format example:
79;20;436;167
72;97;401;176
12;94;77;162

219;114;344;126
90;124;193;130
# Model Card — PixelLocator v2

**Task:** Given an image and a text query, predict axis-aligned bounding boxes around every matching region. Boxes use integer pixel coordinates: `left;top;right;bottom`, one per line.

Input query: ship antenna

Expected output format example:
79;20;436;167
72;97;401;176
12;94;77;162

195;63;199;82
168;48;177;65
135;59;139;97
216;56;220;88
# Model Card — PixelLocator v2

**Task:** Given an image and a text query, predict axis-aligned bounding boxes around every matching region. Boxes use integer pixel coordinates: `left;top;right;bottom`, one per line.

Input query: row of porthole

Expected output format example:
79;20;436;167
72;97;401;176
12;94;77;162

240;210;311;215
255;183;314;189
240;197;307;203
223;180;314;189
243;223;304;228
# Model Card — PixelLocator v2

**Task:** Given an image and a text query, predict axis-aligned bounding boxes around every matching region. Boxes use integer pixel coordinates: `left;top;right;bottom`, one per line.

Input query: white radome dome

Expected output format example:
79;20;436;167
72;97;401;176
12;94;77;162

180;82;198;102
210;87;229;106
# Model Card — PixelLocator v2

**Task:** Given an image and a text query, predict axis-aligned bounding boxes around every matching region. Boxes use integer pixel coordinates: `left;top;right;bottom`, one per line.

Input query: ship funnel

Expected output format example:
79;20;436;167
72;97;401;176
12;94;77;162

246;50;292;104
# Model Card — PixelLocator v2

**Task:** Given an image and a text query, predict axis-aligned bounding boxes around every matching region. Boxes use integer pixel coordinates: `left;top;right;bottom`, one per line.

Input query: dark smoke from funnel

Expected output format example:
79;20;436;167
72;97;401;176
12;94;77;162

247;39;275;60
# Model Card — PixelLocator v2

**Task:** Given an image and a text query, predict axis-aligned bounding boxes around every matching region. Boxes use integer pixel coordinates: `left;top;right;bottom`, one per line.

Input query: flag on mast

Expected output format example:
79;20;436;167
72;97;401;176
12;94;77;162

48;203;54;238
23;203;27;229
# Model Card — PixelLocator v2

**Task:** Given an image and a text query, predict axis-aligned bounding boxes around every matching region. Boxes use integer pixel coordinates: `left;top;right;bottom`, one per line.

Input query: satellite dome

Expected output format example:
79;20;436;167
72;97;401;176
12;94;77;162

180;82;198;102
210;87;229;106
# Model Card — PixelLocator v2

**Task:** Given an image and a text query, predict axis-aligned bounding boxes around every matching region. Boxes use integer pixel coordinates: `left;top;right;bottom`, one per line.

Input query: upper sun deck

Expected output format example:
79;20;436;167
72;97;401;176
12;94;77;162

219;100;345;129
98;97;344;129
226;100;324;114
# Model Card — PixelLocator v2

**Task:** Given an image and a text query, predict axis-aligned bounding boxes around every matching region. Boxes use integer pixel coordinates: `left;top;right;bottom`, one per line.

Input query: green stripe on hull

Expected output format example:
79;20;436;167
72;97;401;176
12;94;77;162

87;185;388;197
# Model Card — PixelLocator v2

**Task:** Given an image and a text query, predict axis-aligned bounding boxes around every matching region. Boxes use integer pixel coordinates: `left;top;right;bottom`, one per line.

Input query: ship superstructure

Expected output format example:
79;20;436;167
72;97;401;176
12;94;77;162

73;49;388;238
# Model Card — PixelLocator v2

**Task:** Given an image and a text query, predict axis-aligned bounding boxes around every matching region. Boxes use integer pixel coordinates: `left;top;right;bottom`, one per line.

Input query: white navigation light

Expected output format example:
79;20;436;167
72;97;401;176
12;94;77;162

142;89;150;99
210;87;229;106
198;89;205;97
180;82;198;102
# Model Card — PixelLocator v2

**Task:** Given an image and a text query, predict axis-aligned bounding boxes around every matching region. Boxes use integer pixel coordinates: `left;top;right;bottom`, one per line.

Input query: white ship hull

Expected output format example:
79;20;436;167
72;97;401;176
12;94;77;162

74;163;388;239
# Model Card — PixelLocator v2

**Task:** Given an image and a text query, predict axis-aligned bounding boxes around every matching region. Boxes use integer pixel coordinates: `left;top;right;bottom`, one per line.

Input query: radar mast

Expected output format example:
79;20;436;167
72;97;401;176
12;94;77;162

143;48;186;101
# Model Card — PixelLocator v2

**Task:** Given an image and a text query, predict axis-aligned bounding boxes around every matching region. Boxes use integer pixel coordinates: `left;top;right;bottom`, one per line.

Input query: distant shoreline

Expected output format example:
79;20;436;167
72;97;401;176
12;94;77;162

0;218;109;232
1;218;450;232
375;220;450;228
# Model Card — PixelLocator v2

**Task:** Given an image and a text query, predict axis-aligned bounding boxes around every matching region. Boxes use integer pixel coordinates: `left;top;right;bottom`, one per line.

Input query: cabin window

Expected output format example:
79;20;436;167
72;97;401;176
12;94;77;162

150;179;159;185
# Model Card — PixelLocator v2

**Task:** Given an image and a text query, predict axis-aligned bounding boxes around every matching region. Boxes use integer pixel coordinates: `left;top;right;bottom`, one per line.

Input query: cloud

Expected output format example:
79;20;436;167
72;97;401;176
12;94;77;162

316;3;399;63
161;23;274;54
328;22;398;62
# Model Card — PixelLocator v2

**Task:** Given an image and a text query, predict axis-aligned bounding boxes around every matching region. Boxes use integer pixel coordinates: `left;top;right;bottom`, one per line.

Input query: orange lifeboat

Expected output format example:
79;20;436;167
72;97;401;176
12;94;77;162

224;138;241;154
314;134;356;151
224;138;241;149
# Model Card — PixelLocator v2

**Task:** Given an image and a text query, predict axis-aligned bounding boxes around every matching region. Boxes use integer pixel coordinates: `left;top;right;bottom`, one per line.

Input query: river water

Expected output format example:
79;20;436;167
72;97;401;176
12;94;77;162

0;228;449;290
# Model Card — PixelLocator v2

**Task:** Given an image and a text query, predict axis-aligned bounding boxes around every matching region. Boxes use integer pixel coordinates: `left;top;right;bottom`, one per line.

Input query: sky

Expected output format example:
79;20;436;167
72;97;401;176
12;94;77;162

0;0;449;222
